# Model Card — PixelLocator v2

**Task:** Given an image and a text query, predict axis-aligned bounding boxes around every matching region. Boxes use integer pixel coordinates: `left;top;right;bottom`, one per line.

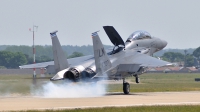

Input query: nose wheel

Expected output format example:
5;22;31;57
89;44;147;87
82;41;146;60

123;78;130;94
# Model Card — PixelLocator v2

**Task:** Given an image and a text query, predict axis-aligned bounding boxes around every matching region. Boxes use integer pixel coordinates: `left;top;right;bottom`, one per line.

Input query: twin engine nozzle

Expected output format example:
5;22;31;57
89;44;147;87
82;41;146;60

64;66;96;81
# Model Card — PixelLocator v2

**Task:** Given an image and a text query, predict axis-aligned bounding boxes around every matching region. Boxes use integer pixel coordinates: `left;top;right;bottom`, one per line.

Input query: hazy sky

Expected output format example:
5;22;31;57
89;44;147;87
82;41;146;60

0;0;200;49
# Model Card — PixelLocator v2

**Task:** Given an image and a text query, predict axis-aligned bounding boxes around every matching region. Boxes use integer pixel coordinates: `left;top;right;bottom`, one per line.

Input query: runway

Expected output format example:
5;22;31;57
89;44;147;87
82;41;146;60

0;91;200;111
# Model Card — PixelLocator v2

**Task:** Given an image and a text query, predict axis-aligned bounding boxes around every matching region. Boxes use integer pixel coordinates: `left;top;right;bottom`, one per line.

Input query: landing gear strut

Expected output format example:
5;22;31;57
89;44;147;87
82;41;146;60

123;78;130;94
135;75;140;83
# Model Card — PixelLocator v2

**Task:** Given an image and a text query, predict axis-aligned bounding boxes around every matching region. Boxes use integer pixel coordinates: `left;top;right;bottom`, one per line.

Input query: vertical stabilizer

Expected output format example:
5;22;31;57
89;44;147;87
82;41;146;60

91;31;112;75
50;31;69;72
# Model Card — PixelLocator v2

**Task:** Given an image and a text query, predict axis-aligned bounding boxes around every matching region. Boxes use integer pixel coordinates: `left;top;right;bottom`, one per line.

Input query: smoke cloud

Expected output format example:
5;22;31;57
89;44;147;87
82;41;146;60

32;81;106;98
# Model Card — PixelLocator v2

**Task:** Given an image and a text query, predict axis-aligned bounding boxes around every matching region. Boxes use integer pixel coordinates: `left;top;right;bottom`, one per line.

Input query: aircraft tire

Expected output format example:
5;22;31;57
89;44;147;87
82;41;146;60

123;82;130;94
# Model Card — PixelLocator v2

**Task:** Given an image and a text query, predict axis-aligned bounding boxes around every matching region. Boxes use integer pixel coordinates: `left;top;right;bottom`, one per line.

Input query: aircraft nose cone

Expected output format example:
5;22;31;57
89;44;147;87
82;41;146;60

162;40;167;48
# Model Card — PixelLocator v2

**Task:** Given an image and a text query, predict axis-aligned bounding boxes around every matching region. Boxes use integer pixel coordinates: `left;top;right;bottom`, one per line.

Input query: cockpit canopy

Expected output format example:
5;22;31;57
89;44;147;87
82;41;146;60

126;30;151;42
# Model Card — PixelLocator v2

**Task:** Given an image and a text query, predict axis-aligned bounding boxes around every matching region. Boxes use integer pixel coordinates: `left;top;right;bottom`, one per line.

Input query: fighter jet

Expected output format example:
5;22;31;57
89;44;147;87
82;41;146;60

91;29;169;93
20;26;170;94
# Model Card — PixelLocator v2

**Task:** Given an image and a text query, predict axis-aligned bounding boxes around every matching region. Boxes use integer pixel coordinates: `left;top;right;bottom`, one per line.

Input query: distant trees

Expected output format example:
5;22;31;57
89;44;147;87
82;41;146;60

193;47;200;59
161;52;184;62
24;54;53;64
68;52;84;58
0;51;84;69
161;52;195;67
0;51;27;68
3;45;112;58
154;48;195;57
0;45;89;68
5;45;55;59
192;46;200;67
1;45;200;68
185;54;194;67
60;45;111;56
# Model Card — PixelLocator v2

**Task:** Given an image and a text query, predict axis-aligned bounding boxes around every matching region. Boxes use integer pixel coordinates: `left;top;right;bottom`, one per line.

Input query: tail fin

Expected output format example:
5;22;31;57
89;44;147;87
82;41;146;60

91;31;112;75
50;31;69;72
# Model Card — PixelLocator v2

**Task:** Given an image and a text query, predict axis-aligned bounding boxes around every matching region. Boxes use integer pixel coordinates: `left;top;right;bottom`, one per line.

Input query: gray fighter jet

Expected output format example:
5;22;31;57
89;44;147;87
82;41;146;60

20;26;170;94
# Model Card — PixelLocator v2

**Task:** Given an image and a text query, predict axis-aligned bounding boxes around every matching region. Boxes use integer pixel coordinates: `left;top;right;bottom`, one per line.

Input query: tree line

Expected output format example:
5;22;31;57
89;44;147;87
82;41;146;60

0;45;200;68
0;45;112;59
0;45;196;58
0;51;27;68
0;51;84;69
160;47;200;67
161;52;194;67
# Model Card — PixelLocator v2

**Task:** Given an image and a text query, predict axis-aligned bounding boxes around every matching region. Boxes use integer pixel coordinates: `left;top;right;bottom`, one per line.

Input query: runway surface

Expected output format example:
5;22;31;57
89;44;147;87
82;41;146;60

0;91;200;111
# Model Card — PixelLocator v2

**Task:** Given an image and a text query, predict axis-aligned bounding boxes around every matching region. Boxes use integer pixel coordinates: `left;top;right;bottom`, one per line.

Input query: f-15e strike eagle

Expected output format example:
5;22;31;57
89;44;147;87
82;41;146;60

20;26;170;94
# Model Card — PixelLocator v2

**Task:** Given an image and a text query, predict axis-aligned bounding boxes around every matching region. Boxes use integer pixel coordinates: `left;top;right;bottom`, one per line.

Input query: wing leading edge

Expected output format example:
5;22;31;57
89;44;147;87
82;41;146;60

19;30;93;72
124;52;171;67
19;55;93;69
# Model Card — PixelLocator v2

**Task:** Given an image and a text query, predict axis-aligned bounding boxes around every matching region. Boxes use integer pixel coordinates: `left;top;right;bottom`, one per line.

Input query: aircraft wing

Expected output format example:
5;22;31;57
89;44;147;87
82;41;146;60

123;52;171;67
93;52;171;78
19;55;93;69
19;61;54;69
112;52;171;73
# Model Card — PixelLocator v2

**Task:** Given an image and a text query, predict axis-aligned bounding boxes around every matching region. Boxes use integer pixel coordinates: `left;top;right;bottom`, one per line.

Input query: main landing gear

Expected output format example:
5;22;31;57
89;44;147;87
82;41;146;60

123;75;140;94
123;78;130;94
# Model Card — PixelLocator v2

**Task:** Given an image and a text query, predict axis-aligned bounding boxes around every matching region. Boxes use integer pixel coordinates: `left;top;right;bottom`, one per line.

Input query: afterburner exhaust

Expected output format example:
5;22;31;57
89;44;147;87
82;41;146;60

81;67;96;80
64;66;84;81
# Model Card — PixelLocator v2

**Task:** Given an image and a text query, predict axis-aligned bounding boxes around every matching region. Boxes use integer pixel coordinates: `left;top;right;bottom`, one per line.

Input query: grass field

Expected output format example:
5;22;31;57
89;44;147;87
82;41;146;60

0;74;52;96
1;73;200;112
0;73;200;95
108;73;200;92
17;105;200;112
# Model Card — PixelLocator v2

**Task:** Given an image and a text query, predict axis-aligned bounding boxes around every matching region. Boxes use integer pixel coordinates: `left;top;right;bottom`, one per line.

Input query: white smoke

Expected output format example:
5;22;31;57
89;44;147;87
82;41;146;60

32;81;106;98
